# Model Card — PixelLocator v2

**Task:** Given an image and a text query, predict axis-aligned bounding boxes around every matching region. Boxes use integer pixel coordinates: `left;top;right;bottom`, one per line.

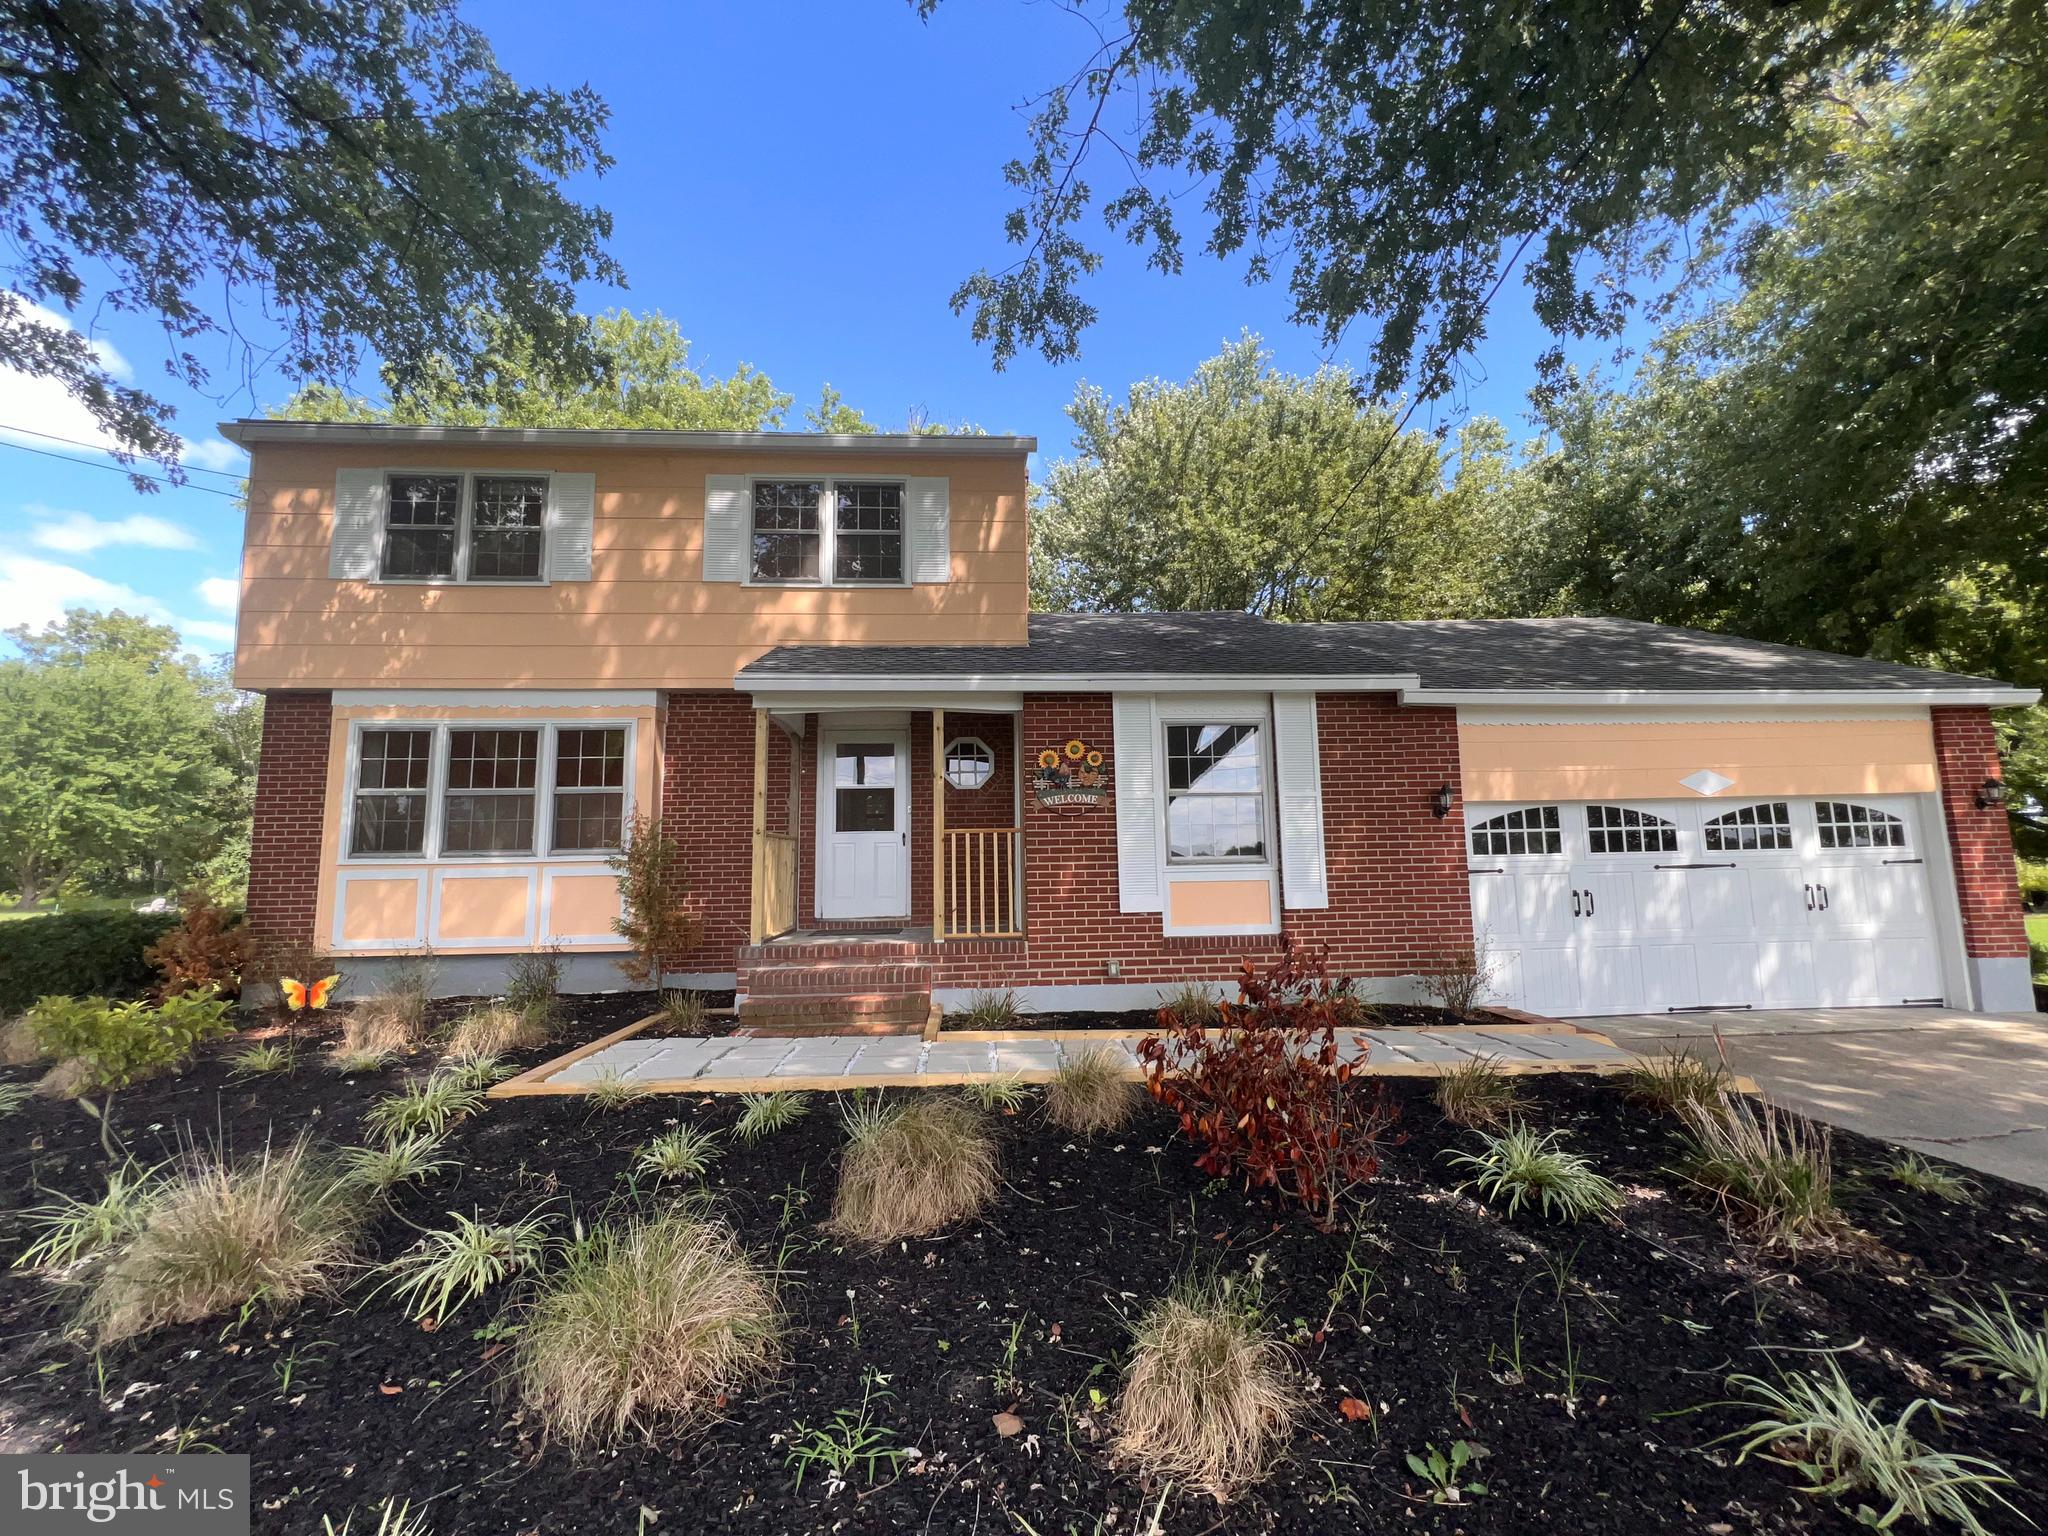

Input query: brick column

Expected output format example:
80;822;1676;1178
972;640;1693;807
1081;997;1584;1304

659;691;755;977
246;690;332;959
1931;705;2035;1011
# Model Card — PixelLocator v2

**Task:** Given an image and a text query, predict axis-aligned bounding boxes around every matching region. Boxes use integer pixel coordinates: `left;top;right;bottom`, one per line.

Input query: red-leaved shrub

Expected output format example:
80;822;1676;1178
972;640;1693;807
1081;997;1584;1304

145;888;253;1000
1137;944;1400;1227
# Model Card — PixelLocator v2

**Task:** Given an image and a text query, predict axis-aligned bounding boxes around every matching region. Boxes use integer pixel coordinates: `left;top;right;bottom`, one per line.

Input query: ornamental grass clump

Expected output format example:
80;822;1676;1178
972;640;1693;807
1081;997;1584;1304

1449;1122;1624;1222
16;1162;165;1270
512;1207;781;1448
1678;1094;1853;1250
83;1135;364;1343
1718;1357;2018;1535
1138;945;1398;1228
1046;1047;1142;1134
377;1208;552;1326
446;1003;551;1062
365;1074;486;1142
635;1124;721;1181
1114;1275;1302;1501
1624;1051;1732;1116
949;989;1025;1030
828;1093;997;1243
1937;1288;2048;1417
734;1090;808;1141
1433;1054;1525;1129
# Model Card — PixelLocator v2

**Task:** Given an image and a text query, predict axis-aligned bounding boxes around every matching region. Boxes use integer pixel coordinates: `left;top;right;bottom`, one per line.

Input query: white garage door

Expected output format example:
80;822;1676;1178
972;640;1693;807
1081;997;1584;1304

1467;796;1946;1017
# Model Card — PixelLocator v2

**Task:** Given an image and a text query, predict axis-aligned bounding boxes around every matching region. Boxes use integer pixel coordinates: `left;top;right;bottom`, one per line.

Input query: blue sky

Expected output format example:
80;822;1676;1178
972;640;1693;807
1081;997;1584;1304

0;0;1616;660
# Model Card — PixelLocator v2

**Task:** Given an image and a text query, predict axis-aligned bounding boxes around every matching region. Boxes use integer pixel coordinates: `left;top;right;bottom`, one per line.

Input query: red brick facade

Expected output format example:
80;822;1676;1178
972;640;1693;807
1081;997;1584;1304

1931;705;2030;959
246;690;332;951
658;691;757;972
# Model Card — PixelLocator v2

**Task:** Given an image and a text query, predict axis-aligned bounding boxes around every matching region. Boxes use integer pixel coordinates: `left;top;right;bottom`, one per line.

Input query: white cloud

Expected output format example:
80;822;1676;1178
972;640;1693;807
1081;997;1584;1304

27;506;201;555
0;553;152;634
0;301;136;456
179;437;246;474
178;617;237;647
197;576;239;613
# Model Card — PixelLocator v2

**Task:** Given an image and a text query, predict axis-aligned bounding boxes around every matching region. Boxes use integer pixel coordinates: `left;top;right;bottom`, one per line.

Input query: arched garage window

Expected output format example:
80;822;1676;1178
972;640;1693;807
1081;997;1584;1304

1815;800;1907;849
1585;804;1678;854
1469;805;1561;857
1703;801;1792;852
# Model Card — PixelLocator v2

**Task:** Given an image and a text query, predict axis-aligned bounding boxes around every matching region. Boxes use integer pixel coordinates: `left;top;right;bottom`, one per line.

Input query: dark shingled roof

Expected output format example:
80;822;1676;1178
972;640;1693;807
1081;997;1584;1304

738;612;2017;694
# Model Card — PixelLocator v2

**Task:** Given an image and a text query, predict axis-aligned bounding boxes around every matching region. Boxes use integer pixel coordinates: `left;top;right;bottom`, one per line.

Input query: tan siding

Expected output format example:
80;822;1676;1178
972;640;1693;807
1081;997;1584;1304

233;442;1030;690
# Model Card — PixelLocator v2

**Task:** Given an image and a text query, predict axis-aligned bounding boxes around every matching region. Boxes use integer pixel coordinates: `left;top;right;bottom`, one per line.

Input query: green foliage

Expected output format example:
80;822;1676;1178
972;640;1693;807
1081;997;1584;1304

27;987;232;1093
1938;1288;2048;1417
1031;336;1523;620
948;988;1024;1030
734;1091;809;1142
635;1124;721;1181
1406;1441;1490;1506
1;0;619;460
377;1209;551;1326
1449;1123;1624;1223
0;909;178;1013
937;0;1907;402
364;1075;487;1143
228;1041;295;1079
340;1134;455;1195
1623;1053;1733;1117
1886;1151;1971;1203
1678;1096;1852;1251
16;1162;165;1270
961;1073;1029;1113
785;1367;909;1494
0;611;244;907
1718;1357;2018;1534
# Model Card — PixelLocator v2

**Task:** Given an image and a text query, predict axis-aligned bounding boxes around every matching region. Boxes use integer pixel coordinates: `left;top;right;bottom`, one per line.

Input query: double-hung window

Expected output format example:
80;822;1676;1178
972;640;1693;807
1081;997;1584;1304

749;478;904;584
380;471;547;583
345;724;632;861
1164;723;1268;862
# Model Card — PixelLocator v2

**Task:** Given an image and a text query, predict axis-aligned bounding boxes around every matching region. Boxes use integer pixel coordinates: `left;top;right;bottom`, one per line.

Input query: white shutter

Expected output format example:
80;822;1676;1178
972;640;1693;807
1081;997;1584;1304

1272;692;1329;909
545;471;595;581
907;476;951;584
1112;693;1163;913
329;468;385;580
703;474;748;582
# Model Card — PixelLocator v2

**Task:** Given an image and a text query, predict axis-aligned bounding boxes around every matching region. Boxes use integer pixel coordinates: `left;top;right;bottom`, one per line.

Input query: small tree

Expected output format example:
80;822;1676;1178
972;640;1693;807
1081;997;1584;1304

609;814;700;989
1414;941;1500;1020
1137;945;1401;1228
145;888;253;1000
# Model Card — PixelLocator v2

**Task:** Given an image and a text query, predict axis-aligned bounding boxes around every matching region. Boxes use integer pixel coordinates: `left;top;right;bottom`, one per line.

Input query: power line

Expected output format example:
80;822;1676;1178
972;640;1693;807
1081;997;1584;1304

0;421;249;480
0;437;245;499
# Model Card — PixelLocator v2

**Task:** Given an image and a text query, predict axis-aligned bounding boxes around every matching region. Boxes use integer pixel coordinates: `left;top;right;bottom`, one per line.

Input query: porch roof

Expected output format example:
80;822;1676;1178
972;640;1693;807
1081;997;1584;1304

737;612;2036;706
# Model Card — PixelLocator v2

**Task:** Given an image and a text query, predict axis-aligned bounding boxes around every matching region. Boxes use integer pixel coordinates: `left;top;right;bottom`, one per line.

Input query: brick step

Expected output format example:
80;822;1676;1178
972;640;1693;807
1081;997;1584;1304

737;992;932;1037
738;1015;927;1039
738;940;932;966
741;961;932;998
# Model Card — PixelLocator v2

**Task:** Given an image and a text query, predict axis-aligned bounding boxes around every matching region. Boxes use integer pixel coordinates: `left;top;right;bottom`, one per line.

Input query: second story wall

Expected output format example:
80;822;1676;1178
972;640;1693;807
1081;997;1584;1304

230;427;1032;691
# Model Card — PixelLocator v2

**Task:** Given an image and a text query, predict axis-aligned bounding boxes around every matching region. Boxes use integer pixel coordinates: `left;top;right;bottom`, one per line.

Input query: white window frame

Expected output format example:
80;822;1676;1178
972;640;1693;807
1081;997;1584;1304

1583;803;1681;856
742;474;911;589
377;468;552;587
1159;712;1276;868
943;735;996;791
340;718;637;865
1467;803;1566;862
1700;799;1797;856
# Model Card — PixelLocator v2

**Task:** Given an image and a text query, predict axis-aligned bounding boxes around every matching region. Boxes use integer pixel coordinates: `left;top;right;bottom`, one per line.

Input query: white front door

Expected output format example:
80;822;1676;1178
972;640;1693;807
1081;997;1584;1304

817;730;910;920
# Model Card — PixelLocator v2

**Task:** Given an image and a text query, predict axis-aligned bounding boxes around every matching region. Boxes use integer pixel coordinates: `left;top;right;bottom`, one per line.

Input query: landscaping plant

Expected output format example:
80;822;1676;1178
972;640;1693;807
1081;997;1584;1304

441;1052;513;1091
635;1124;721;1181
734;1090;808;1141
1406;1440;1490;1505
828;1093;997;1243
1937;1287;2048;1416
377;1208;552;1326
784;1366;909;1495
1887;1151;1972;1202
1678;1094;1853;1250
341;1134;455;1195
962;1072;1029;1113
228;1040;294;1078
446;1003;550;1061
365;1075;487;1142
27;987;233;1095
949;989;1024;1030
585;1068;645;1111
143;888;252;999
1717;1356;2018;1534
659;988;710;1034
1045;1046;1142;1134
1433;1054;1524;1128
0;1011;44;1065
1137;945;1400;1228
1449;1122;1624;1222
1624;1051;1732;1116
0;908;179;1014
503;945;566;1032
512;1207;781;1448
610;815;703;989
1412;943;1497;1019
83;1135;365;1343
1161;980;1220;1027
16;1161;164;1270
1113;1272;1301;1501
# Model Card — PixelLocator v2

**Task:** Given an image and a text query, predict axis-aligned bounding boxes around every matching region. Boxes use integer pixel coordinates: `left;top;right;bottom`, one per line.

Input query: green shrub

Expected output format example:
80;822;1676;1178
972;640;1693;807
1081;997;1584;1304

0;909;179;1013
27;987;233;1094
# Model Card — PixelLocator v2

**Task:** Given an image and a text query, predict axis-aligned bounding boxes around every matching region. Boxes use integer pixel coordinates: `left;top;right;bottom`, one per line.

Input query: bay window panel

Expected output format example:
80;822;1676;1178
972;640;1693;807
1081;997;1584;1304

350;728;433;857
441;729;539;854
551;727;627;852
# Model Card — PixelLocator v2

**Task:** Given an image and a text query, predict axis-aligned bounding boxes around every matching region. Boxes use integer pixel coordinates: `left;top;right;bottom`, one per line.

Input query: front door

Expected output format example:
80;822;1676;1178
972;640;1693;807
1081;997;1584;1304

817;730;910;920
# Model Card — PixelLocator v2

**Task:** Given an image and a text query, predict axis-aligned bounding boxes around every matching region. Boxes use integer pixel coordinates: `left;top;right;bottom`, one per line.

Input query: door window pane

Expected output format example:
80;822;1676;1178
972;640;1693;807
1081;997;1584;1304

382;474;460;578
470;475;546;581
833;482;903;582
350;728;433;856
751;480;822;581
834;743;896;832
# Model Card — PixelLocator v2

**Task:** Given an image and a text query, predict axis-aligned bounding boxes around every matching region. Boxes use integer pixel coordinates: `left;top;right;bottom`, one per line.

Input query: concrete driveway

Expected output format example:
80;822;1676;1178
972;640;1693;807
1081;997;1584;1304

1592;1007;2048;1191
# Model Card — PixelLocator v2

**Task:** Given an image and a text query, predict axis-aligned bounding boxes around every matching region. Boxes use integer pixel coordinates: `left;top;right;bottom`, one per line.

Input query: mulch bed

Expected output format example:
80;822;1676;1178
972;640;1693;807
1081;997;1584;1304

3;1011;2045;1535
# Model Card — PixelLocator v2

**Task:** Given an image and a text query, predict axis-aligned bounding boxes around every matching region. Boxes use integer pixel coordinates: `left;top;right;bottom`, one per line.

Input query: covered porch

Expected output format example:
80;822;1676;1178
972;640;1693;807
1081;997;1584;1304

745;697;1026;949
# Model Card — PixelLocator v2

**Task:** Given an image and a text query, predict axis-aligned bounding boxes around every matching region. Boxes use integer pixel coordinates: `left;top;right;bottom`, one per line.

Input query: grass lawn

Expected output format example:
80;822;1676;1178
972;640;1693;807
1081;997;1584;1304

2030;911;2048;979
3;995;2044;1535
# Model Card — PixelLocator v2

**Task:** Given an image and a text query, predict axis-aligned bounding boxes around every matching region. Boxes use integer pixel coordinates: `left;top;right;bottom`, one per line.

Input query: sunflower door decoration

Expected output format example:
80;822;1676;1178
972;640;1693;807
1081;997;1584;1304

1032;737;1110;809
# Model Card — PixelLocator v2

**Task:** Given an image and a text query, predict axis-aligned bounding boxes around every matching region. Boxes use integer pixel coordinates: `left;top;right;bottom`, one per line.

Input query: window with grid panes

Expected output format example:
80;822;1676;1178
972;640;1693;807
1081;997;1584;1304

441;730;540;854
350;729;434;856
551;728;627;851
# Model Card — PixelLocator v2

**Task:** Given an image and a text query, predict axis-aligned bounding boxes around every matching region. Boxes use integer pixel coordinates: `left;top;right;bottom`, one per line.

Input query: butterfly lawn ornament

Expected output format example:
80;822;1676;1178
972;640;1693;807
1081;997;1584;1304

280;974;340;1012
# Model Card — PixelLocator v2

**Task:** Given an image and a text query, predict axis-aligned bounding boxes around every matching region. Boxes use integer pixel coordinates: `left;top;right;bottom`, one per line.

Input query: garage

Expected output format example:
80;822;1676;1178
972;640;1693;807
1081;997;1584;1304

1468;795;1947;1016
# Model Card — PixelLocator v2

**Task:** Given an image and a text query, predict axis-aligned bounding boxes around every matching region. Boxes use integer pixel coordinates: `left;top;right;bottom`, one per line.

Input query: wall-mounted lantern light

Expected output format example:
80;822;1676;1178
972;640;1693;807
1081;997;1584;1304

1431;784;1455;819
1976;777;2009;810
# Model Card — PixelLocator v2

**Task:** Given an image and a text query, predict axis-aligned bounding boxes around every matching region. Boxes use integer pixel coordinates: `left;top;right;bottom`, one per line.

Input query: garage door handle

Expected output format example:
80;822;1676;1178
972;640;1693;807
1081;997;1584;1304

1584;888;1595;916
1804;883;1815;911
1817;883;1829;911
1571;889;1582;918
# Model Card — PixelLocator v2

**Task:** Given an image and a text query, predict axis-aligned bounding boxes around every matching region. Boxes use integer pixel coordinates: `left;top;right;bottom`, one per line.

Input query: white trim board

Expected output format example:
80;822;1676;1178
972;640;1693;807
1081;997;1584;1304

334;689;659;709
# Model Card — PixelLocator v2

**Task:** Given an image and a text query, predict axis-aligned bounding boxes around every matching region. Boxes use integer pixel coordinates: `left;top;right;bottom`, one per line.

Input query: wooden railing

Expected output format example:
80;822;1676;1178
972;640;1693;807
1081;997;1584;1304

942;826;1022;938
755;831;797;941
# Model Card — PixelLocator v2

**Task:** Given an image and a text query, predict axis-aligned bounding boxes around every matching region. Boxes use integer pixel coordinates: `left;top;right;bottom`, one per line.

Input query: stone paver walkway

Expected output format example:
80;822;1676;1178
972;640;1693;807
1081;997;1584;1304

494;1023;1636;1098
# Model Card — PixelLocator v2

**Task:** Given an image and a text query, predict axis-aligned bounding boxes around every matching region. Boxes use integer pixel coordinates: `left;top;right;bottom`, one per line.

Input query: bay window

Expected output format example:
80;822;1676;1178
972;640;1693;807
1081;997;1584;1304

442;729;540;854
350;728;433;857
1164;722;1268;862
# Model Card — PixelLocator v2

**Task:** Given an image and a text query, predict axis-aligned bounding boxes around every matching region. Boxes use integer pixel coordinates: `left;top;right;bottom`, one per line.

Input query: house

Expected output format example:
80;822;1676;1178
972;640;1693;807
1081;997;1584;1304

224;420;2041;1023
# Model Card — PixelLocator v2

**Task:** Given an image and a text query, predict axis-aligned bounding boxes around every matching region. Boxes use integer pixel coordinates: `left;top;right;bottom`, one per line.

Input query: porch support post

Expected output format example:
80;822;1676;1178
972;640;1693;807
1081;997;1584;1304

931;708;946;941
749;707;769;945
